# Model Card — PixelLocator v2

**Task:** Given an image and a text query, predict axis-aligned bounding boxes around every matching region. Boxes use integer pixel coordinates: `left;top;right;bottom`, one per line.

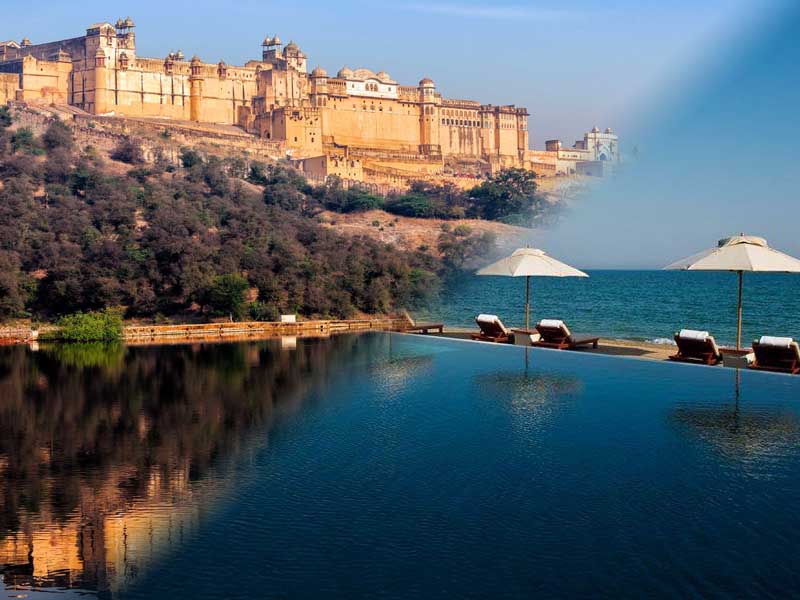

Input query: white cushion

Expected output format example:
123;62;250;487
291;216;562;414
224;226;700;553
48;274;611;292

678;329;709;341
759;336;794;348
538;319;566;329
476;314;500;324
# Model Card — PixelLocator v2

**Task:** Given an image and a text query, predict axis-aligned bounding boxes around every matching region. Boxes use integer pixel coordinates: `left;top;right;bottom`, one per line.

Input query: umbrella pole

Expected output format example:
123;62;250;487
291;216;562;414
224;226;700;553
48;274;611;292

525;276;531;330
736;270;743;350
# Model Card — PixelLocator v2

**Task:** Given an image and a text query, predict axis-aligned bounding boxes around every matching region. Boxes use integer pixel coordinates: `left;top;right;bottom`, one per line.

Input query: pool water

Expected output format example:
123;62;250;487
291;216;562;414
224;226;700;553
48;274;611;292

1;334;799;598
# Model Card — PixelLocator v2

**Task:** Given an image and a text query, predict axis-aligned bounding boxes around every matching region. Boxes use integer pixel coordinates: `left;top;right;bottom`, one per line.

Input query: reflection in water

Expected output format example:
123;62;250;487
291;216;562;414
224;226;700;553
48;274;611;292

0;335;385;596
476;350;582;431
670;372;800;470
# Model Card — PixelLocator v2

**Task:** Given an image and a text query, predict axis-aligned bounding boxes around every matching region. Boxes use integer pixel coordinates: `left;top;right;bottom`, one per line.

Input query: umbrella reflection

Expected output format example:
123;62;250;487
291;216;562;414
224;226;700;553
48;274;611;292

477;352;582;430
670;372;800;464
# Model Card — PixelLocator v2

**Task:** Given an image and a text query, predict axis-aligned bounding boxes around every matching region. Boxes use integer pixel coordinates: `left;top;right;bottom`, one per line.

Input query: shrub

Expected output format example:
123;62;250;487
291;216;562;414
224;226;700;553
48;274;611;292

384;193;437;218
43;119;74;151
248;301;279;322
111;137;145;164
56;308;124;342
202;156;229;196
179;147;203;168
11;127;37;154
453;224;472;237
247;161;269;185
0;106;12;128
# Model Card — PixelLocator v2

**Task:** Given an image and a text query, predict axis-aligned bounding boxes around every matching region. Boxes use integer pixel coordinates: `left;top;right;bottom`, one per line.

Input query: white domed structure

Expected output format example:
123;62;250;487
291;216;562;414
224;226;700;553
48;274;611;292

311;66;328;78
337;66;354;79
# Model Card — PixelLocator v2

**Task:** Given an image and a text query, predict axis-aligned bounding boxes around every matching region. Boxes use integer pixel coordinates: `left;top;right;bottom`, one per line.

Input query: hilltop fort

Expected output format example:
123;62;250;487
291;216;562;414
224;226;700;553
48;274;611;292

0;18;619;187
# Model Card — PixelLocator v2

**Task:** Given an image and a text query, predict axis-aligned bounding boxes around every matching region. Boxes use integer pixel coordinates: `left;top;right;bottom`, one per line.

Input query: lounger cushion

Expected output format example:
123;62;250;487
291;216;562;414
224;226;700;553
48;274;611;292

678;329;709;341
758;336;794;348
539;319;566;330
476;314;500;324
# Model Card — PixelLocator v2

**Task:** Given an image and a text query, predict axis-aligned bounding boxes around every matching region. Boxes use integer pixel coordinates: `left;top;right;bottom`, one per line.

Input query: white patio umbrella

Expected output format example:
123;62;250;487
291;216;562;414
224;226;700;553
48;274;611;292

665;235;800;349
476;247;588;330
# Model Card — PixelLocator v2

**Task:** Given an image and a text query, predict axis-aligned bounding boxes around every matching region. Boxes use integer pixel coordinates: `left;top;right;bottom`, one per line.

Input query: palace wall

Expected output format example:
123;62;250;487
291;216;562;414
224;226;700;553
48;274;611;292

321;98;422;151
0;73;18;103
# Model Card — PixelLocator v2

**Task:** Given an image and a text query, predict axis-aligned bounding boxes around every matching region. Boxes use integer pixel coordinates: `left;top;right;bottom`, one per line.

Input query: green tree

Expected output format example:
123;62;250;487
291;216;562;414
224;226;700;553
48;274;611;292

207;274;249;320
0;251;26;320
467;168;542;222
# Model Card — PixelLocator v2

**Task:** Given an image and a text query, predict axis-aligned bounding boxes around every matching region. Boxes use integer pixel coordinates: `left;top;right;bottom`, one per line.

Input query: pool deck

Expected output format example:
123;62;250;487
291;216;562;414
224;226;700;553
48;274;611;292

422;329;677;362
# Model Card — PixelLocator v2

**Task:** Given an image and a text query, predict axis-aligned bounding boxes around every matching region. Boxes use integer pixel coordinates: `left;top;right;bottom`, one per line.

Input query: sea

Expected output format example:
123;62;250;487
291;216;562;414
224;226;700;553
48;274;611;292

419;270;800;347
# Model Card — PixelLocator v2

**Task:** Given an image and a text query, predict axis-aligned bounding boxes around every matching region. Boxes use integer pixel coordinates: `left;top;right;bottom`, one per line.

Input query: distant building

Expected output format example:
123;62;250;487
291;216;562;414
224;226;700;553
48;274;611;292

528;127;620;177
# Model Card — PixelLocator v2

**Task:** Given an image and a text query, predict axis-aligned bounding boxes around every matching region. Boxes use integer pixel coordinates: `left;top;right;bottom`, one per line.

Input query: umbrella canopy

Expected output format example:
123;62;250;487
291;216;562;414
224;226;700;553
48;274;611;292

665;235;800;349
477;248;588;329
665;235;800;272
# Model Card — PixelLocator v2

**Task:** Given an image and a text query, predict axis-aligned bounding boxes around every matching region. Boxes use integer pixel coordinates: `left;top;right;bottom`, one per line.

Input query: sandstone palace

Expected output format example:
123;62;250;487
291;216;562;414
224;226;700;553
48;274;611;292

0;18;619;185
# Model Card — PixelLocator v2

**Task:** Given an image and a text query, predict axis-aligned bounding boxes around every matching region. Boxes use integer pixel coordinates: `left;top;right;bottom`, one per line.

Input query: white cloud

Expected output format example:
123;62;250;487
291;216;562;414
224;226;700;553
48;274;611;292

402;3;583;21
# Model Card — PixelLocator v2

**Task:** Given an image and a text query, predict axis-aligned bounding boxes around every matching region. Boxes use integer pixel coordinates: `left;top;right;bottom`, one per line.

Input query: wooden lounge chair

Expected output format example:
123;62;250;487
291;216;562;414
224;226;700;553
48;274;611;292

669;329;723;365
751;336;800;374
471;314;511;343
531;319;599;350
396;310;443;334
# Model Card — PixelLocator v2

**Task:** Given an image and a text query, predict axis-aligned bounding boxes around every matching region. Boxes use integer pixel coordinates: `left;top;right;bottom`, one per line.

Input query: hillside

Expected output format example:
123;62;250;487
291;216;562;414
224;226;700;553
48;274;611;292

318;210;529;257
0;106;566;323
0;114;444;322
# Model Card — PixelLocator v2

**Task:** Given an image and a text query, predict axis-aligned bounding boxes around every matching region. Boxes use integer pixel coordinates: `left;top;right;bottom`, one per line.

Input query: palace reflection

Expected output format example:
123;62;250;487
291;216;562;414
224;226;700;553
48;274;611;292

0;334;382;595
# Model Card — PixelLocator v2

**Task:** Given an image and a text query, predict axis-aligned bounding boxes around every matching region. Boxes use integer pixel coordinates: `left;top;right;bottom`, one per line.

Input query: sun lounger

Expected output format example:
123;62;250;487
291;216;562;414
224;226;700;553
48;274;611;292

751;336;800;374
396;310;444;334
471;314;511;343
669;329;723;365
531;319;599;350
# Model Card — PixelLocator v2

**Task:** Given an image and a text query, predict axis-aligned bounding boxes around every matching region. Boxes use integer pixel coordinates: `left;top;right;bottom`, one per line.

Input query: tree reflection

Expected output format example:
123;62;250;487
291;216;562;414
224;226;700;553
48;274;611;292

0;334;378;594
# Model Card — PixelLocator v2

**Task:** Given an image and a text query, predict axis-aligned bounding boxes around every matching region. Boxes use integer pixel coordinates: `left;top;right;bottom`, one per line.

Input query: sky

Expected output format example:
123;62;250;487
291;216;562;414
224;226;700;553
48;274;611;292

2;0;797;268
537;0;800;268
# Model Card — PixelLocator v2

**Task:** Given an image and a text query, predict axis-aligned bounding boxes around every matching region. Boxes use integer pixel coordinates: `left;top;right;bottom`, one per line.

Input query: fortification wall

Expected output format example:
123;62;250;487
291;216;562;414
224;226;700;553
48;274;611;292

17;57;71;104
321;99;421;150
0;73;18;103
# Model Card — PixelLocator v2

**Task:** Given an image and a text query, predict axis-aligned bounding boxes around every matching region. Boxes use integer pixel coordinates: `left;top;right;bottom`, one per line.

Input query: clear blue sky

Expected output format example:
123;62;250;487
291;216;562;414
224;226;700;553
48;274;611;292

1;0;759;147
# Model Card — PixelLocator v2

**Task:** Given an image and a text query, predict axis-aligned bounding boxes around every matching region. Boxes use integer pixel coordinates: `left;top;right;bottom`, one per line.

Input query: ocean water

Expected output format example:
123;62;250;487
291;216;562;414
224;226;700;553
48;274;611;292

2;334;800;598
420;270;800;346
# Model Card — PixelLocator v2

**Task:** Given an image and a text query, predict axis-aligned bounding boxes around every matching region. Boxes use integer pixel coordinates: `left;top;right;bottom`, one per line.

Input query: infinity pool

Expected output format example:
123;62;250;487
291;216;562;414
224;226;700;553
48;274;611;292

1;333;799;598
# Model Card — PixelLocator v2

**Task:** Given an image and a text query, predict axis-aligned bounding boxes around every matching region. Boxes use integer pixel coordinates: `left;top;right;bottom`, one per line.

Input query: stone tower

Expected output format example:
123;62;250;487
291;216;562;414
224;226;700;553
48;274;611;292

93;46;108;114
189;55;203;122
418;78;438;153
